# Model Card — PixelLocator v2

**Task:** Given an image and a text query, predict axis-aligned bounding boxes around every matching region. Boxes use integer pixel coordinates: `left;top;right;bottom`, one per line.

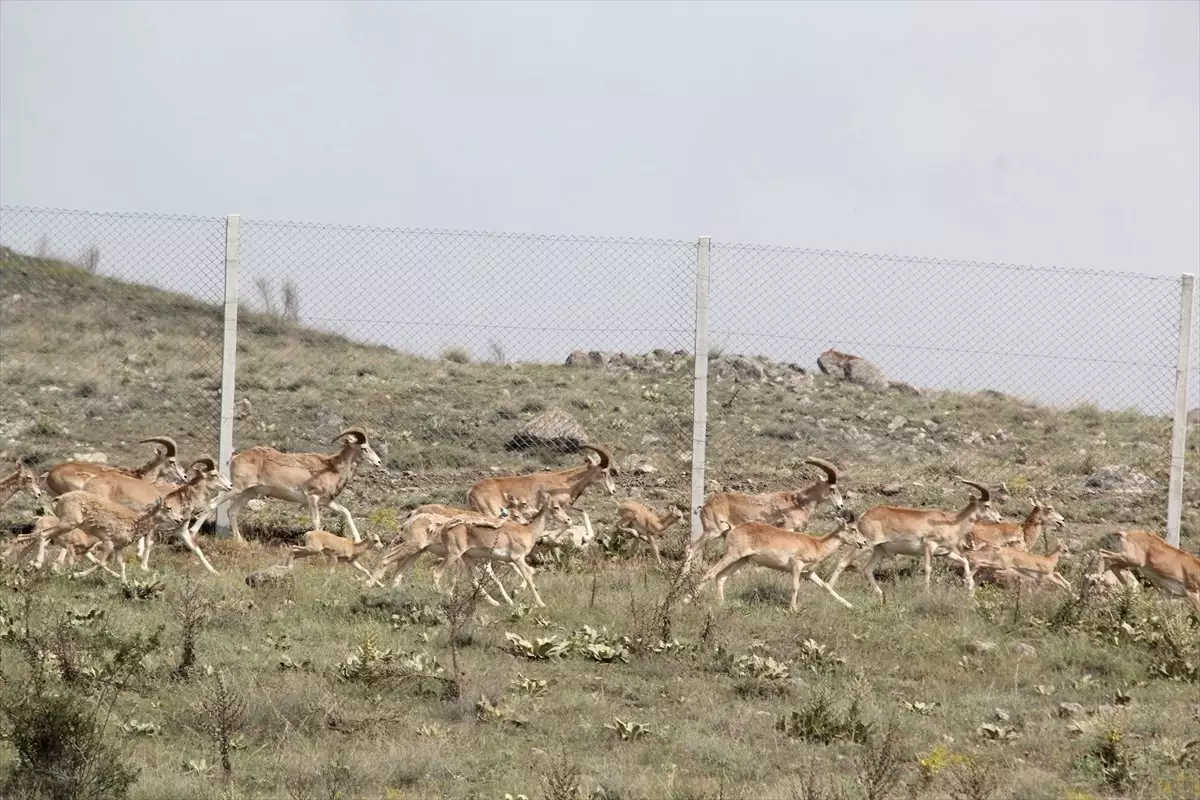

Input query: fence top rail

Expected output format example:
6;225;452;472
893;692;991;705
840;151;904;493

1;205;696;248
0;204;224;225
711;240;1183;283
243;218;694;248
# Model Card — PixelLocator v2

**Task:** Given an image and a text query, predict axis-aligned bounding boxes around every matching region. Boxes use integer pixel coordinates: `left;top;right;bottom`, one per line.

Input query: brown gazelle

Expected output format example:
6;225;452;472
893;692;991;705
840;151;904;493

968;494;1064;552
966;542;1072;591
1092;529;1200;614
0;462;42;505
385;491;570;607
689;511;867;611
41;493;184;583
615;500;685;565
286;529;384;582
826;479;1000;595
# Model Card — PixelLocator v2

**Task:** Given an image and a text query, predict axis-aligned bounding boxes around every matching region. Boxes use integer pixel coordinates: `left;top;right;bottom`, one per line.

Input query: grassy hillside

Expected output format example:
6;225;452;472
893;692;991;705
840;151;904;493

0;252;1198;800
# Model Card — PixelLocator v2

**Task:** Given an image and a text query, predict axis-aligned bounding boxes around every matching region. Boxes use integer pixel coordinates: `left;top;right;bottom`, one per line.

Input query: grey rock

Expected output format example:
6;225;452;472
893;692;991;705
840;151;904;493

507;407;589;452
1057;702;1085;718
1085;465;1157;494
245;564;295;588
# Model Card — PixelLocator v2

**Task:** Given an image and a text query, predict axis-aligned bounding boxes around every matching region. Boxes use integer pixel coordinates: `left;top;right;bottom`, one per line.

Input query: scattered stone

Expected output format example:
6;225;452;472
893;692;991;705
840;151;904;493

887;415;907;433
1012;642;1037;658
970;640;997;655
879;482;903;496
1057;702;1085;718
993;708;1011;722
245;564;295;589
506;407;589;453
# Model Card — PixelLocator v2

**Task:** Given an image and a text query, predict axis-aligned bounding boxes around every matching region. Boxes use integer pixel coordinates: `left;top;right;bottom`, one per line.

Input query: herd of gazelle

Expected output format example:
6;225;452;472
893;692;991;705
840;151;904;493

0;427;1197;614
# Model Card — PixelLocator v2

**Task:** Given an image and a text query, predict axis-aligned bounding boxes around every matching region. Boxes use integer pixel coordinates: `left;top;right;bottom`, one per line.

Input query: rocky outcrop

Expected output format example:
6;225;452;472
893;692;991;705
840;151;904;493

506;407;589;453
817;348;887;388
565;349;808;384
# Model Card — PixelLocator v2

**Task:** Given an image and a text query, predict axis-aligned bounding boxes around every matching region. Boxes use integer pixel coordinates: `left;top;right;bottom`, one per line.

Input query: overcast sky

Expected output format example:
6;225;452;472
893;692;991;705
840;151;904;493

2;1;1197;412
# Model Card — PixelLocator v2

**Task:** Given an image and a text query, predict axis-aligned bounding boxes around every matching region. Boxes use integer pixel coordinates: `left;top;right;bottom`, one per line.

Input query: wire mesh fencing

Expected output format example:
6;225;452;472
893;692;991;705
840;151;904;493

232;219;699;521
1;203;1195;541
704;242;1195;536
0;206;226;491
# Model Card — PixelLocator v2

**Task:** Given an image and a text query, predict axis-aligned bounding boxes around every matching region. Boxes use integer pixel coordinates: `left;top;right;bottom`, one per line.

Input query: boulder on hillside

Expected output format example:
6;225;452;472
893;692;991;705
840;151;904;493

817;348;887;388
566;350;613;368
506;407;589;453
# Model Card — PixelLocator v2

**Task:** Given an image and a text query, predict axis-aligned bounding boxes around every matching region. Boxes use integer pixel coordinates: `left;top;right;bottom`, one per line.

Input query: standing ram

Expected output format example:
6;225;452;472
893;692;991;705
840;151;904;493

196;426;383;543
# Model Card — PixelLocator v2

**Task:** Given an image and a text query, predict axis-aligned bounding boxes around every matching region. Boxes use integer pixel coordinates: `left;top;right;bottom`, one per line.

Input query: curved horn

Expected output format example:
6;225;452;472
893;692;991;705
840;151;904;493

139;436;178;457
189;457;217;473
959;479;991;502
804;457;839;485
579;445;613;471
331;426;368;445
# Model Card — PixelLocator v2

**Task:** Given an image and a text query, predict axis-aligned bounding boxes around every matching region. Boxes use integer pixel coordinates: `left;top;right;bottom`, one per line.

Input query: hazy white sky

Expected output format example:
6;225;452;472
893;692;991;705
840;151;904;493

2;0;1196;274
1;1;1197;413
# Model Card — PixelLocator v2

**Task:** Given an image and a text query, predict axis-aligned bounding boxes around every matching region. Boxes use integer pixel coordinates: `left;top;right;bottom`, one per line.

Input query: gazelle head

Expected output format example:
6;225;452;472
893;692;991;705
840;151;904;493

835;508;868;549
532;489;572;527
12;462;42;498
1036;500;1065;530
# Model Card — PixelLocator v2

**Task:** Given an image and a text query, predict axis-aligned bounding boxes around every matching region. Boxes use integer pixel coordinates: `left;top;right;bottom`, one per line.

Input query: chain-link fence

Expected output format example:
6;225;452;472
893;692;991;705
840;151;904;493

0;207;226;486
705;242;1197;541
1;204;1195;541
233;219;699;512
